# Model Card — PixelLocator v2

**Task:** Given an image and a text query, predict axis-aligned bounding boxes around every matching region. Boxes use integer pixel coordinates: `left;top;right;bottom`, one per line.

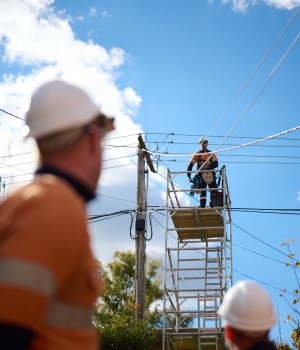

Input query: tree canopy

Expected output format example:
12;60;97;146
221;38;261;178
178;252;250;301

98;250;163;317
94;251;163;349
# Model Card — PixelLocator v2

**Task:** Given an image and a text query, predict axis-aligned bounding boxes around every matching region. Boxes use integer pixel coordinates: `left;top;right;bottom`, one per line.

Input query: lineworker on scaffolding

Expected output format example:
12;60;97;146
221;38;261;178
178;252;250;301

187;137;219;208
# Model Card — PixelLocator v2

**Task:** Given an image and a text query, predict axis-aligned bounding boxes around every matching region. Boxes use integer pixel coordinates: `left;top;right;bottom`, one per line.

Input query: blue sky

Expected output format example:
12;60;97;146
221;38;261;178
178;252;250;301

1;0;300;345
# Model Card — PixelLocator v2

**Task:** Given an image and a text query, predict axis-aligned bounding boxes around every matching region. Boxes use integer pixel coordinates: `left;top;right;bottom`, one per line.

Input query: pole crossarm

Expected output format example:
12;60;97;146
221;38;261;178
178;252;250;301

138;134;156;173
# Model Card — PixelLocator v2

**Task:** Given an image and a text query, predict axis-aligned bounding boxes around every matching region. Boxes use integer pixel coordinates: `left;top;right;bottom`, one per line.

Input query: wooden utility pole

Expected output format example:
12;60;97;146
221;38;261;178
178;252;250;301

135;135;155;320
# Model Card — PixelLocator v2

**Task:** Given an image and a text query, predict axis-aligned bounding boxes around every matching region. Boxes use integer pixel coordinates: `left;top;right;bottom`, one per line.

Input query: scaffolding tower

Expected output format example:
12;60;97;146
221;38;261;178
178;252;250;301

162;167;232;350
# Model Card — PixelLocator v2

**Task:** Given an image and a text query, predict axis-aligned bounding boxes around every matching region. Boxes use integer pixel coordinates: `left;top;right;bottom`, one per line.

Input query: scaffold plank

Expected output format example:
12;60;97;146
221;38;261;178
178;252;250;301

165;332;223;350
170;208;224;241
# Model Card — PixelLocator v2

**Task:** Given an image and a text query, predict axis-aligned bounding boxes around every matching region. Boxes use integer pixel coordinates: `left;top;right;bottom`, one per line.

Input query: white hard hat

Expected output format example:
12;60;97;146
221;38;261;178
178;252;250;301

199;137;208;144
25;80;111;139
217;280;277;332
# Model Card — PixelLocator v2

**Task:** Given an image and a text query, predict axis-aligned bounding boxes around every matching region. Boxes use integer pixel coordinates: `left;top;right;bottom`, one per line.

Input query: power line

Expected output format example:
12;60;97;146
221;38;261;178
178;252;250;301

4;179;32;186
144;132;300;141
0;108;24;121
230;208;300;215
1;173;33;179
147;141;300;148
214;31;300;152
0;163;33;175
157;159;300;165
0;152;33;159
105;133;140;141
145;125;300;157
233;268;297;297
154;153;300;158
207;5;300;137
233;222;290;258
101;163;137;170
1;134;299;161
102;154;136;162
88;210;135;224
233;242;289;266
104;144;137;150
96;193;136;203
0;160;37;168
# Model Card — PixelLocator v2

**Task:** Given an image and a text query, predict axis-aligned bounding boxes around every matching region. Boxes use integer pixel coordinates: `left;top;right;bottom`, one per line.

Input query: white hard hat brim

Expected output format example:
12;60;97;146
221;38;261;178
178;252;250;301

218;304;277;332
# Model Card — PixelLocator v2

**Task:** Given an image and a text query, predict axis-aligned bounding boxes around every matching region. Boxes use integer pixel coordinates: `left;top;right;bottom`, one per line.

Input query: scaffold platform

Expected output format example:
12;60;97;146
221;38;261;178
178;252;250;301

170;208;224;241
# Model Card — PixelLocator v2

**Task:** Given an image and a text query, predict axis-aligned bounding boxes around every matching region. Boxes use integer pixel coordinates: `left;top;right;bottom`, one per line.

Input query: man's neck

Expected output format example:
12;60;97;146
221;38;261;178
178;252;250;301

35;164;95;202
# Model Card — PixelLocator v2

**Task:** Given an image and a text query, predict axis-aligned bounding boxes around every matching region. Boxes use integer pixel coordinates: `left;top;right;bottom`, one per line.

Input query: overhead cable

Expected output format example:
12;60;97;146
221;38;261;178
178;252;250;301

233;222;292;258
0;152;33;159
233;268;297;297
215;31;300;150
156;159;300;165
207;6;300;136
143;132;300;140
233;242;291;266
144;125;300;157
96;193;136;203
102;163;137;170
0;108;24;121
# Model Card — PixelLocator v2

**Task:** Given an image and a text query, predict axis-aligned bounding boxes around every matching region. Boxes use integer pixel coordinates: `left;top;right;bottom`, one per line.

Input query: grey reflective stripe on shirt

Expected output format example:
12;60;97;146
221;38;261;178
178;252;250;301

0;258;55;297
45;300;94;329
0;258;93;329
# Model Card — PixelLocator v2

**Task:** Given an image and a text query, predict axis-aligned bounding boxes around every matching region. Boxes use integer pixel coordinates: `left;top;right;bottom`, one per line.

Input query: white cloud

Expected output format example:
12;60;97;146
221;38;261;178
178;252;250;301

0;0;168;266
213;0;300;11
0;0;138;131
122;87;143;116
264;0;300;9
101;10;112;19
89;7;96;16
215;0;254;12
235;0;251;12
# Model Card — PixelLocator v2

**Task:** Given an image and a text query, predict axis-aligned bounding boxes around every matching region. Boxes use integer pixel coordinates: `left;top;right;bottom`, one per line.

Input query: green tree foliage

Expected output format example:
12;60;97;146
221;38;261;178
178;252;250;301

272;340;292;350
94;251;163;349
95;313;159;350
280;240;300;349
99;250;163;317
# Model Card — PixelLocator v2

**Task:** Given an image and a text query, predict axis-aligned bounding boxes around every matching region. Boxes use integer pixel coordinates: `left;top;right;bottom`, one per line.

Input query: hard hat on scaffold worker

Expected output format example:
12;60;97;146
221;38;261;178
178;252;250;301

199;137;208;144
25;80;114;140
217;280;277;332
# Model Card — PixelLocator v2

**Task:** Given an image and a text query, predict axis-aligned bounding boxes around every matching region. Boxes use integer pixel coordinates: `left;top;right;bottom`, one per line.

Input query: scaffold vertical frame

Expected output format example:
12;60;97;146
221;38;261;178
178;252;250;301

162;167;232;350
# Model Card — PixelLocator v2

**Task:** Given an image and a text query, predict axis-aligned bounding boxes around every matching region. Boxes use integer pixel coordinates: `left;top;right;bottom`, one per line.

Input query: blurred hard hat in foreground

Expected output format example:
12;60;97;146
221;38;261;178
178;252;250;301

217;280;277;332
26;80;113;139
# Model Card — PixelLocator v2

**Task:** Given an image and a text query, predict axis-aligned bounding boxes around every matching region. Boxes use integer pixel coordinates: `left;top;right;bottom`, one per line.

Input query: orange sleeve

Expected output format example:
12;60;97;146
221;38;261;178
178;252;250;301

0;181;88;331
189;153;198;165
0;182;86;288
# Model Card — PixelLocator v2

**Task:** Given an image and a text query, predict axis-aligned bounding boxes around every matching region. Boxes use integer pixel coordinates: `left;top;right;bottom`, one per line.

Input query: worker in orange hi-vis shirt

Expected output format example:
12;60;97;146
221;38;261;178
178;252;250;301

0;80;114;349
187;137;219;208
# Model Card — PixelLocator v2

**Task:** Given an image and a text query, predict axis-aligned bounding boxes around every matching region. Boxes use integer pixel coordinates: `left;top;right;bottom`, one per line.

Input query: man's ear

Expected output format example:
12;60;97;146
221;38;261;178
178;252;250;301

86;125;101;154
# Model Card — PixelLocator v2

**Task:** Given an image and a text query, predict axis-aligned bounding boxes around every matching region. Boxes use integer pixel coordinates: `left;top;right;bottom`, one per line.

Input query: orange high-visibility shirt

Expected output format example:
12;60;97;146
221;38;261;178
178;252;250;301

189;149;218;170
0;174;103;349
